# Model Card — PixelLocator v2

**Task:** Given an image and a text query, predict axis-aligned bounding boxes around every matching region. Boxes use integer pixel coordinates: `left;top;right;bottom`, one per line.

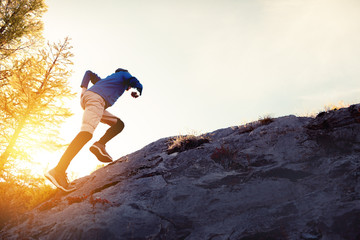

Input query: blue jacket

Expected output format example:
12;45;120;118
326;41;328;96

80;70;143;107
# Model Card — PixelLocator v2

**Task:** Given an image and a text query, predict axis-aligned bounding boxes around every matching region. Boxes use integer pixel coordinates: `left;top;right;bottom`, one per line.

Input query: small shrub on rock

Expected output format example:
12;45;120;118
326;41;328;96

211;145;236;161
238;115;274;135
167;134;210;154
211;145;241;170
258;115;274;126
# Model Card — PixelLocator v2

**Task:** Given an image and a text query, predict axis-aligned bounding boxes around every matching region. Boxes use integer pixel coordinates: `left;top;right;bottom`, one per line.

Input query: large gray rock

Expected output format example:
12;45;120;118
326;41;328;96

2;105;360;240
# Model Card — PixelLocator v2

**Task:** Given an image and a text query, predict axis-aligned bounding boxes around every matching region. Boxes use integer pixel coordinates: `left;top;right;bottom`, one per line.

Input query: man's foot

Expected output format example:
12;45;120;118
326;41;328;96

89;142;113;163
45;168;76;192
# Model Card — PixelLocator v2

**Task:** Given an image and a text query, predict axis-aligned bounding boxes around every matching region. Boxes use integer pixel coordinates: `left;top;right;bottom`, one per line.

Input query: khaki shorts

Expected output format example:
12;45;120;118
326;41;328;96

80;91;118;134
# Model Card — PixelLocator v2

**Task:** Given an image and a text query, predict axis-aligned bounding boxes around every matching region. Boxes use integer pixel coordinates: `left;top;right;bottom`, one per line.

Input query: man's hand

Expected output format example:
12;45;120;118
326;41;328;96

81;87;87;98
131;91;139;98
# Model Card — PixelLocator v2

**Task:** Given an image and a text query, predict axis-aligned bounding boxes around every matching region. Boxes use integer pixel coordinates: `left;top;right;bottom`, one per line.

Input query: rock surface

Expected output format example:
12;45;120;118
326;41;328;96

2;105;360;240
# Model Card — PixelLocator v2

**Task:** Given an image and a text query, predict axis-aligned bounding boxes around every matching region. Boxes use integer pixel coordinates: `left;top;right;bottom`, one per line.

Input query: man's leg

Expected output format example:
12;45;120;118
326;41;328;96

45;131;92;192
99;118;124;145
46;91;106;191
90;111;124;162
55;131;93;173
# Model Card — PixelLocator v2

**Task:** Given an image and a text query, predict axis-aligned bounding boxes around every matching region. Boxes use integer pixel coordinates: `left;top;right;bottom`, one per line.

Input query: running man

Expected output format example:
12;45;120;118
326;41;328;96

45;68;143;191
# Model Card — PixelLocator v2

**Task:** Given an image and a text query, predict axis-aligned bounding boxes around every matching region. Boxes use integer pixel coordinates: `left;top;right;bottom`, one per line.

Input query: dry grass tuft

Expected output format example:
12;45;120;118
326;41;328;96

258;114;274;125
238;115;274;134
167;134;210;154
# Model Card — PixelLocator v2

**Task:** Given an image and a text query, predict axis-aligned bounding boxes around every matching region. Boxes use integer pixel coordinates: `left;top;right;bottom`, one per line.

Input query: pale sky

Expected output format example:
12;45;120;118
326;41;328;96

41;0;360;177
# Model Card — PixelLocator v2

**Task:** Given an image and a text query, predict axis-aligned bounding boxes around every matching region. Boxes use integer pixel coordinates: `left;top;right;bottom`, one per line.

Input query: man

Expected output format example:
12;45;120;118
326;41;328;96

45;68;143;192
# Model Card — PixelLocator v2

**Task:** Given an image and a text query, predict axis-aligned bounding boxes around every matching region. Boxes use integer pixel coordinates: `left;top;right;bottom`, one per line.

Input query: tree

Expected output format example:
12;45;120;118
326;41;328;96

0;0;46;59
1;0;46;92
0;0;75;175
0;1;76;228
0;37;75;174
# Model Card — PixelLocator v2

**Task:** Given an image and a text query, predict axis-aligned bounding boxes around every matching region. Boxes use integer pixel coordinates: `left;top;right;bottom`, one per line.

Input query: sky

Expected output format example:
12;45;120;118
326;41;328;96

40;0;360;178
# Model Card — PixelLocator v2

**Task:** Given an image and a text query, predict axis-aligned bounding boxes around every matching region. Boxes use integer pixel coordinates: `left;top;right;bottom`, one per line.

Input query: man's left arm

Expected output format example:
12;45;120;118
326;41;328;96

129;77;143;97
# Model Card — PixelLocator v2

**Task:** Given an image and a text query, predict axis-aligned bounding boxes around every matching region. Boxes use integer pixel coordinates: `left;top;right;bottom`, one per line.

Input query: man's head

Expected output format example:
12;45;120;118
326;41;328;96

115;68;128;73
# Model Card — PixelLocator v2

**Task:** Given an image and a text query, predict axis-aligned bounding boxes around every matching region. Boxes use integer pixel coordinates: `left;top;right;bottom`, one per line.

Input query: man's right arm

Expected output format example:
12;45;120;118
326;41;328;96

80;70;101;88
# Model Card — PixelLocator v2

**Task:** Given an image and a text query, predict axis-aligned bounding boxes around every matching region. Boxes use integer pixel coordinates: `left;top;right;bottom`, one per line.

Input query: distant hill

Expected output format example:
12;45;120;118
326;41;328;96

2;104;360;240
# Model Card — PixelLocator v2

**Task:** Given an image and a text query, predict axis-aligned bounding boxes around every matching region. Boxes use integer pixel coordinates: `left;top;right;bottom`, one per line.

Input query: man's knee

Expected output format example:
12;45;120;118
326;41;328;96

115;118;125;131
80;131;93;140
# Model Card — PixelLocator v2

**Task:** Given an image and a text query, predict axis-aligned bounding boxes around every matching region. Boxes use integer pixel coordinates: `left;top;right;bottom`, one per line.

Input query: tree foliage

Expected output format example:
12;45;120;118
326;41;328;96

0;0;46;59
0;38;75;172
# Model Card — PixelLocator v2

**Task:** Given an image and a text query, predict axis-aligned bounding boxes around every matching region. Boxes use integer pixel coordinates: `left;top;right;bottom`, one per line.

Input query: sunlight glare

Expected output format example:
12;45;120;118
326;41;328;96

32;149;96;182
